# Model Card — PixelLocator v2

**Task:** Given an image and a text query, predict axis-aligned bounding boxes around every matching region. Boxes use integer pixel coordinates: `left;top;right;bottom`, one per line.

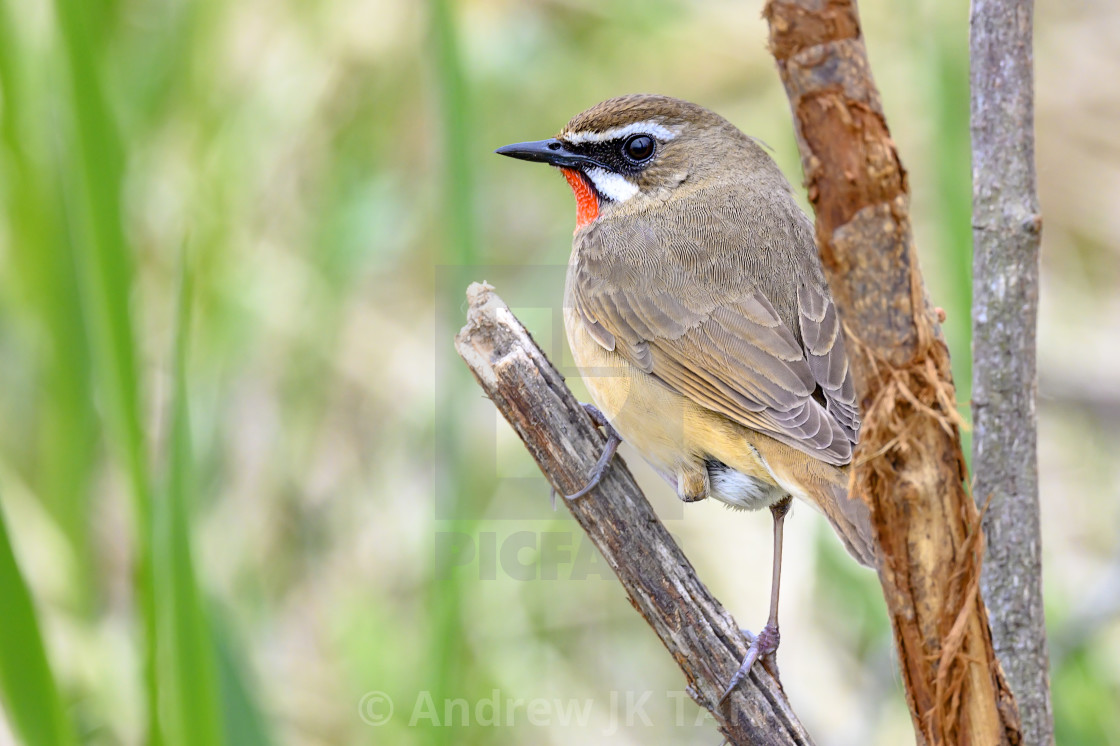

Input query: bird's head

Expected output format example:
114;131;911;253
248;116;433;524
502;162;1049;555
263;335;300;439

496;94;756;229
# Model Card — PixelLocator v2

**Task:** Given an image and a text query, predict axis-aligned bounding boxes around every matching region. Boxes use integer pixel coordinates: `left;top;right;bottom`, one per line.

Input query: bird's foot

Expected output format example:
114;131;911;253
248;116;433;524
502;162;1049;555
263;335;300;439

549;404;621;505
719;623;781;705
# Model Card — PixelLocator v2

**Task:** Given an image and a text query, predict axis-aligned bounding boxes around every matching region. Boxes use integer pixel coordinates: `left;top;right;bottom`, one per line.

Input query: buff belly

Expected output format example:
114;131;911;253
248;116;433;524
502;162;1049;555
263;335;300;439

563;306;790;511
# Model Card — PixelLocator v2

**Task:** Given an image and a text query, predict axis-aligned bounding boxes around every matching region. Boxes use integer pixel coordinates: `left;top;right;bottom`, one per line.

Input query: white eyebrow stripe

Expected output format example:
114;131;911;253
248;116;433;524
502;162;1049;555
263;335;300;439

584;167;639;203
562;120;678;144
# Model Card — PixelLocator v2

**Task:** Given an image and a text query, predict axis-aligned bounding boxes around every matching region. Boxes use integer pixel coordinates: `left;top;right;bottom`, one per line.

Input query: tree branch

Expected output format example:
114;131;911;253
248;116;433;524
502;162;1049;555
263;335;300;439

970;0;1052;743
763;1;1022;743
455;282;813;746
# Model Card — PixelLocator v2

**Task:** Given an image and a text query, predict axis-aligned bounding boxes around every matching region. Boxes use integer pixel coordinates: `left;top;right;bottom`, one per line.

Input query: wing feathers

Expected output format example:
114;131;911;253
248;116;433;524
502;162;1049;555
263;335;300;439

797;283;860;442
571;205;860;465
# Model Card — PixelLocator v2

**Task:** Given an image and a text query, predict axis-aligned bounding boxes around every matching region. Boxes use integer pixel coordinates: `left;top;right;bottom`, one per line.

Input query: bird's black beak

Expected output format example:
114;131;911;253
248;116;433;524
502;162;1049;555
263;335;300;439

495;138;598;169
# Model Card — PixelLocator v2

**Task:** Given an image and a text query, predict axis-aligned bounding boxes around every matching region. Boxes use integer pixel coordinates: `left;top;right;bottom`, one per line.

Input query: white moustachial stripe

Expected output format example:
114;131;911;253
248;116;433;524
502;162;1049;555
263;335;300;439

562;120;678;145
584;167;640;203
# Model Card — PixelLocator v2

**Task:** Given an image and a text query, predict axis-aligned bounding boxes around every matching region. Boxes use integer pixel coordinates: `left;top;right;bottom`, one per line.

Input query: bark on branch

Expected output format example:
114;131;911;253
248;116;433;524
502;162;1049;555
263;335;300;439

763;1;1023;743
970;0;1052;743
455;282;812;746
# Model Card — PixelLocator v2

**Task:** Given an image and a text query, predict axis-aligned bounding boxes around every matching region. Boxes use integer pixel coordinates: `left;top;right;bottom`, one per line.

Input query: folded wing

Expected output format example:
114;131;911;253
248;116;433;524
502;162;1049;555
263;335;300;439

572;215;859;466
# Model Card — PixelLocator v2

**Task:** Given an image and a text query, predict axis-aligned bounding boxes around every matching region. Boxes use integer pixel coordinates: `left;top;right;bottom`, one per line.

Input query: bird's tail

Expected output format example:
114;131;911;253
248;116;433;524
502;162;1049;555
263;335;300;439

816;481;878;569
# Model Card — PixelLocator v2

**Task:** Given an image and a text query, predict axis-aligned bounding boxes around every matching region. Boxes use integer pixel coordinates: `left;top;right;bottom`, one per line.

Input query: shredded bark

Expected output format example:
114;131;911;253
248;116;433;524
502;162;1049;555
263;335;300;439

764;1;1023;743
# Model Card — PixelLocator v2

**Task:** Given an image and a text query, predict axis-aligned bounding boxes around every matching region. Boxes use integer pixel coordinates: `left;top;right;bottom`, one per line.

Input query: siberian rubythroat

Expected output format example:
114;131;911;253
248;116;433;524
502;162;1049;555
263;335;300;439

496;94;874;700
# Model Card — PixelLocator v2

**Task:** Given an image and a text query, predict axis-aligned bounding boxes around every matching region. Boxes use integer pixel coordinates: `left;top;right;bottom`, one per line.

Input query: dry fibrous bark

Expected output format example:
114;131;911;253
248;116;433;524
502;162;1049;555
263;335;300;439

763;0;1023;743
455;283;813;746
970;0;1052;743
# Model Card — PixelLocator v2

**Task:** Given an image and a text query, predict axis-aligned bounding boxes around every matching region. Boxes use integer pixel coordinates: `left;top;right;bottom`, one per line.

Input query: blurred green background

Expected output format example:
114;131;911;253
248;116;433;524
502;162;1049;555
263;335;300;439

0;0;1117;744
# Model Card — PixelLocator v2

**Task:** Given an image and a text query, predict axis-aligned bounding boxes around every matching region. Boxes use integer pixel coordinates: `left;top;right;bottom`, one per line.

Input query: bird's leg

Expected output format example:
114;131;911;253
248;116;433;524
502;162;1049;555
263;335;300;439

549;403;622;505
719;496;792;704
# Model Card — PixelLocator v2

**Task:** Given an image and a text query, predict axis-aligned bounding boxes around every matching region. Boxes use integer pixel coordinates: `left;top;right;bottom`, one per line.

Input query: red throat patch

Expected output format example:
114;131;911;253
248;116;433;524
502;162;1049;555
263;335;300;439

560;168;599;230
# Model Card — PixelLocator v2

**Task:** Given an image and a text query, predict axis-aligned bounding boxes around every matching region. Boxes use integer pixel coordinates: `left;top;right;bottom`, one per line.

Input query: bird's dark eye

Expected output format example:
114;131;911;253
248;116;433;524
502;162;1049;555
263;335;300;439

622;134;655;162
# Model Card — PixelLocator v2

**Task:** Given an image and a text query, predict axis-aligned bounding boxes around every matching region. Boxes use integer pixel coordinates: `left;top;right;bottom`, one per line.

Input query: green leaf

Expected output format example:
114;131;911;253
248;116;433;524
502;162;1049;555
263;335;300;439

0;496;76;746
0;0;98;611
155;258;225;745
213;615;274;746
52;0;162;740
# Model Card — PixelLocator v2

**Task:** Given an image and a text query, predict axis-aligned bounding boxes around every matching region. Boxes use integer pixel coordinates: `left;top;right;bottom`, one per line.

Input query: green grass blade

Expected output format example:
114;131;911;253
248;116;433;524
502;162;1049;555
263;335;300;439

212;615;274;746
930;21;974;424
0;0;99;611
426;3;486;744
156;259;224;745
51;0;163;741
0;495;76;746
429;0;477;266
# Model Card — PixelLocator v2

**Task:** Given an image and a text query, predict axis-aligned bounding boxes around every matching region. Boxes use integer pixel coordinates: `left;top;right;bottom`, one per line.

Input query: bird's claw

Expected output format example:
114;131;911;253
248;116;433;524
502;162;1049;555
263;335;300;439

719;623;781;705
562;404;621;501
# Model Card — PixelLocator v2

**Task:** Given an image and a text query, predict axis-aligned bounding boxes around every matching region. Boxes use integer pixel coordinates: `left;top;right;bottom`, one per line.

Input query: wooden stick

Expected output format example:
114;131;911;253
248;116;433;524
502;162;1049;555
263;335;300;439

970;0;1053;742
455;282;813;746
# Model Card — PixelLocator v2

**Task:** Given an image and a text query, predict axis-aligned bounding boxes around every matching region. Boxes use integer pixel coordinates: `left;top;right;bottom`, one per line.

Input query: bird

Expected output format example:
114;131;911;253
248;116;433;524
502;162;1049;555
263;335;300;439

495;94;875;702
